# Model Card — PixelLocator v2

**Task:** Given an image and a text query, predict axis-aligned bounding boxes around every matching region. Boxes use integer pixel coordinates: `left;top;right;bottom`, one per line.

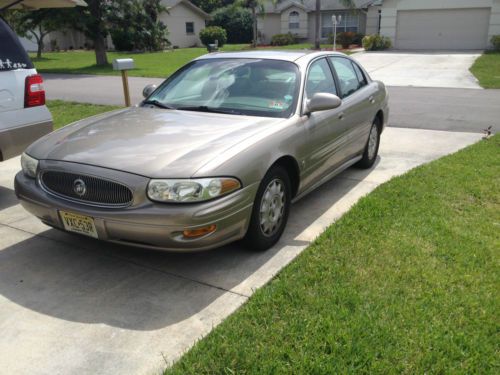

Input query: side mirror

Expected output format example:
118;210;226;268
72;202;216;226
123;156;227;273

305;93;342;115
143;84;157;98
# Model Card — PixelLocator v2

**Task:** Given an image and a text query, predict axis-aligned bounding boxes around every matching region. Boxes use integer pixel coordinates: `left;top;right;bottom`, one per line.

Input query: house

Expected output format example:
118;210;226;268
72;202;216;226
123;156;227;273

159;0;210;48
257;0;381;45
258;0;500;49
45;0;210;51
377;0;500;50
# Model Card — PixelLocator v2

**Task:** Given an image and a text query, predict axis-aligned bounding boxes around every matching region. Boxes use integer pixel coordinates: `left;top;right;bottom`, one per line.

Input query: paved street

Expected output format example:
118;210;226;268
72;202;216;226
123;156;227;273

0;128;482;374
43;73;500;134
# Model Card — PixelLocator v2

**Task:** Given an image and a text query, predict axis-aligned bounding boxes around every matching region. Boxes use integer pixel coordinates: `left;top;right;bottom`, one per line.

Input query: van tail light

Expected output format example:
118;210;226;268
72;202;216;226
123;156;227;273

24;74;45;108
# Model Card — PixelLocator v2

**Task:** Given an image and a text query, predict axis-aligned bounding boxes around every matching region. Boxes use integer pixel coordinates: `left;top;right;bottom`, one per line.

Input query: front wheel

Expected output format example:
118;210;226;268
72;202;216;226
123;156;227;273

243;166;291;251
356;118;381;169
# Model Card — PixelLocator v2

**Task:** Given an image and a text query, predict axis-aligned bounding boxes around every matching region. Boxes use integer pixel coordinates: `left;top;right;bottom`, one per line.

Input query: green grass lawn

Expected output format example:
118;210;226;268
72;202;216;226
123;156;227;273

32;44;345;78
165;136;500;374
470;51;500;88
46;100;120;129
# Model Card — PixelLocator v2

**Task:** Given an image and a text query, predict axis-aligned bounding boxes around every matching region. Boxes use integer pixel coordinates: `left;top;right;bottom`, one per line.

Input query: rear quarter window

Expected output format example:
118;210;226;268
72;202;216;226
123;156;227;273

0;17;34;71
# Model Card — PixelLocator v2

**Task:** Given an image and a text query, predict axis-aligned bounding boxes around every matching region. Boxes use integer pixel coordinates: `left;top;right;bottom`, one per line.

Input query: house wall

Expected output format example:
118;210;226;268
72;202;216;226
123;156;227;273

159;2;207;48
257;14;281;44
280;6;308;38
366;5;381;35
380;0;500;48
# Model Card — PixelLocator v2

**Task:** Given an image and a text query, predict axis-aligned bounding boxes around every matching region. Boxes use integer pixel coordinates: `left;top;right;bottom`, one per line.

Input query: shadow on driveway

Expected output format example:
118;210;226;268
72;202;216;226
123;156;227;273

0;163;378;331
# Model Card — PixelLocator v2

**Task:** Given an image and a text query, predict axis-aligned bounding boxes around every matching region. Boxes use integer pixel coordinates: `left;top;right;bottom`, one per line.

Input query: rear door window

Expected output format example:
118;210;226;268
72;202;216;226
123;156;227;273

329;57;361;98
0;17;34;71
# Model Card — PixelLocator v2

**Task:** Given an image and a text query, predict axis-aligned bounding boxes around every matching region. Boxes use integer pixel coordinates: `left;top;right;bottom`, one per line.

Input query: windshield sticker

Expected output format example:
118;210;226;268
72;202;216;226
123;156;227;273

0;59;28;70
269;100;284;110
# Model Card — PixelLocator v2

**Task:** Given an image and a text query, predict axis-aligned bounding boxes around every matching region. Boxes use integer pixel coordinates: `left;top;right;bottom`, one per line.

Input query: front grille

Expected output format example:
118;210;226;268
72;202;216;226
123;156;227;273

40;171;133;207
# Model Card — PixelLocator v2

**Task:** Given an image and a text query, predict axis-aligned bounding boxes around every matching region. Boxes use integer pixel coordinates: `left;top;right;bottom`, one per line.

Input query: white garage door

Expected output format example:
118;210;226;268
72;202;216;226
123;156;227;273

395;8;491;50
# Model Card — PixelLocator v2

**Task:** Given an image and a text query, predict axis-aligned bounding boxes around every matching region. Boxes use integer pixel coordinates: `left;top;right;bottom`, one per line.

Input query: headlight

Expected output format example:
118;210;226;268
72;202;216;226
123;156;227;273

21;153;39;178
147;177;241;203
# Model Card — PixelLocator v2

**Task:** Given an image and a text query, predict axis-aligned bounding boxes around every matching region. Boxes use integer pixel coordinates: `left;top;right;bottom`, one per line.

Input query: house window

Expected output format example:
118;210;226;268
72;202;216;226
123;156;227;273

186;22;194;34
321;11;360;38
289;11;300;29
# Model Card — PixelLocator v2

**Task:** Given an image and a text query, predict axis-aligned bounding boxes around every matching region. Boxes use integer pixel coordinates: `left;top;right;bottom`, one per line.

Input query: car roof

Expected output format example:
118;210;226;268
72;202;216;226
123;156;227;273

195;50;348;63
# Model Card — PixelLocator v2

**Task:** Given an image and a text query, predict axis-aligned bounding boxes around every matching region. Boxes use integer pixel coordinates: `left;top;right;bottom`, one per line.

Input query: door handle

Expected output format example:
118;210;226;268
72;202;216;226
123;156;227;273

368;95;375;104
338;112;345;120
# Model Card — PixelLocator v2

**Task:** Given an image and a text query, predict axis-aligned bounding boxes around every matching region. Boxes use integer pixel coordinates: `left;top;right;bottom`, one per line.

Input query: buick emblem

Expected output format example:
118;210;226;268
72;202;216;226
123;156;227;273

73;179;86;197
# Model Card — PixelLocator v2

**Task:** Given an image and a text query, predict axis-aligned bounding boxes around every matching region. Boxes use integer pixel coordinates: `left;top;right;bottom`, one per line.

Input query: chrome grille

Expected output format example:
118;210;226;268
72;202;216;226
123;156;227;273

40;171;133;207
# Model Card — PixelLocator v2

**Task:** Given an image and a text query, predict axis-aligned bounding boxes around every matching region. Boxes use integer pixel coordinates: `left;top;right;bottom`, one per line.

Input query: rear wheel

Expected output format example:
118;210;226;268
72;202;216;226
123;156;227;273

243;166;291;251
357;117;381;169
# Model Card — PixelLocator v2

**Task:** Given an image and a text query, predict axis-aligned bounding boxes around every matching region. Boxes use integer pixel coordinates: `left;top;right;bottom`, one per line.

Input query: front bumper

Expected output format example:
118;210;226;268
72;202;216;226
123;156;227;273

14;164;258;252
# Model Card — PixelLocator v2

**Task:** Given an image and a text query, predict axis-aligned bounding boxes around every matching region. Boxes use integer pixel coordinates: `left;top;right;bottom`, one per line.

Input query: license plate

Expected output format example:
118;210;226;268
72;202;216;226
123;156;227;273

59;211;98;239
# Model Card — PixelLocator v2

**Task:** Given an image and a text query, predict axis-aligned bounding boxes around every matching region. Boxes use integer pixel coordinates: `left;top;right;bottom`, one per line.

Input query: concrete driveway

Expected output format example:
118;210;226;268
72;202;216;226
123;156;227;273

0;128;482;375
352;51;482;89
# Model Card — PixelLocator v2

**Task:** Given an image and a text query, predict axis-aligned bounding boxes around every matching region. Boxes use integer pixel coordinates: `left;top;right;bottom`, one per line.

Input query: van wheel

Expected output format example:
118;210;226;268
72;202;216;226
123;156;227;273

243;166;291;251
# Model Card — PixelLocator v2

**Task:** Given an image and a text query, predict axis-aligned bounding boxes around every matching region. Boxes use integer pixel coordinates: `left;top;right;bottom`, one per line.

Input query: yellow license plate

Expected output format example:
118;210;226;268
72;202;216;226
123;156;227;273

59;211;98;239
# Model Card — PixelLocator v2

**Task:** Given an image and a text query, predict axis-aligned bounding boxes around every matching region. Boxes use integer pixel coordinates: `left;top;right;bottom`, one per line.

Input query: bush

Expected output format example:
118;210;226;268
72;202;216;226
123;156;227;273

491;35;500;51
362;34;392;51
199;26;227;47
270;33;296;46
336;31;355;48
209;5;253;44
353;32;365;45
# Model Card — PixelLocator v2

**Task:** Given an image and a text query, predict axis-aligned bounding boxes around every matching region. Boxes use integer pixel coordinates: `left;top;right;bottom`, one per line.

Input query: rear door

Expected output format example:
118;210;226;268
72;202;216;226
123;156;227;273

328;56;377;159
0;16;36;115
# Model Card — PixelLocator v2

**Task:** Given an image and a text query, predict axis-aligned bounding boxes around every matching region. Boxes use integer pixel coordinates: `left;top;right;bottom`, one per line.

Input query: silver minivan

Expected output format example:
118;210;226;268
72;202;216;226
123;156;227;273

0;15;52;162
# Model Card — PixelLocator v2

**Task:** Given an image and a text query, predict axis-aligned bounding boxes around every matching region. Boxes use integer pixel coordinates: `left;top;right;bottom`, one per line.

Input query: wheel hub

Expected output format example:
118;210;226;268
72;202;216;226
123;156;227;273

259;179;285;237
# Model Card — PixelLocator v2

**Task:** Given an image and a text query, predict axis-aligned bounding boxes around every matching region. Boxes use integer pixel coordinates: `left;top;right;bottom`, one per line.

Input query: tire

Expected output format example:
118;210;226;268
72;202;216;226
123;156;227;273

243;165;291;251
356;117;381;169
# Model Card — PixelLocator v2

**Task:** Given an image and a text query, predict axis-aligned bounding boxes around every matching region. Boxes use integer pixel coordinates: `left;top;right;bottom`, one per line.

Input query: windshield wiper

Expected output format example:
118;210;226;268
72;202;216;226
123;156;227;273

176;106;243;115
142;99;176;110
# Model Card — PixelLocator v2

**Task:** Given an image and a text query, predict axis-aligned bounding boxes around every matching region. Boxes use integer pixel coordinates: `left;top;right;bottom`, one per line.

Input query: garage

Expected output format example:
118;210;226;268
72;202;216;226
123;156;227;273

395;8;491;50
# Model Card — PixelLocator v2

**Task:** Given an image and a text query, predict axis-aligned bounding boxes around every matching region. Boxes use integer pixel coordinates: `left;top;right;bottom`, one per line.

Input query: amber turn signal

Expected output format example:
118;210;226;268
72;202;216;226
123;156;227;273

183;224;217;239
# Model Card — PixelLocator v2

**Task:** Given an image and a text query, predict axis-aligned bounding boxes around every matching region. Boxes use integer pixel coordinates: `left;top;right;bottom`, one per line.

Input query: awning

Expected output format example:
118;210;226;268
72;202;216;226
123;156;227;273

0;0;87;11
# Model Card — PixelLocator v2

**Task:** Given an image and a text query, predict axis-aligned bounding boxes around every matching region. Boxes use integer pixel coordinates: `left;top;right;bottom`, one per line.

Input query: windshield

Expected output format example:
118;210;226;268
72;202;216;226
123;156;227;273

145;58;300;118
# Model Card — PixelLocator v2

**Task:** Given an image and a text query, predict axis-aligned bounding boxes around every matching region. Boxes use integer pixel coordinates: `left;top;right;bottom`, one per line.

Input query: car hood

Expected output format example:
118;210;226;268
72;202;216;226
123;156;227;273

27;107;284;178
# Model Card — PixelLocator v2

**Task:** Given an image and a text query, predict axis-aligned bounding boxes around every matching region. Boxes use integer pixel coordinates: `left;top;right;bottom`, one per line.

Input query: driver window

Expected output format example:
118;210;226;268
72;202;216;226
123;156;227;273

305;58;337;99
329;57;360;98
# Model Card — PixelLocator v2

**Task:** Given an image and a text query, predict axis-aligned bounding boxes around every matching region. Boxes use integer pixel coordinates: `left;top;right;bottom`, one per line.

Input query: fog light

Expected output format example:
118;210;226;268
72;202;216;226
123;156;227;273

183;225;216;239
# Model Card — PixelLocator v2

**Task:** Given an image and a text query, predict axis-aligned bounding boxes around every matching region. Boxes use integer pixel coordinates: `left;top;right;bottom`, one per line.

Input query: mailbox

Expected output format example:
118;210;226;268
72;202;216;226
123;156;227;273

112;58;134;71
112;58;135;106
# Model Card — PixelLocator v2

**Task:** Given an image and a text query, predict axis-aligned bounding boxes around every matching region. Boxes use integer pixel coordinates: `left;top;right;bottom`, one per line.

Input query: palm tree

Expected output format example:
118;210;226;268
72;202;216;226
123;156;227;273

314;0;355;49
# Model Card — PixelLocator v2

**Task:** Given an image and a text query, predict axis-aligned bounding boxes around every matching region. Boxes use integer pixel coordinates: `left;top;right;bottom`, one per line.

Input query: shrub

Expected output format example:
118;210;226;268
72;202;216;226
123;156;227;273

491;35;500;51
362;34;392;51
353;32;365;45
337;31;356;48
209;5;253;44
270;33;296;46
199;26;227;47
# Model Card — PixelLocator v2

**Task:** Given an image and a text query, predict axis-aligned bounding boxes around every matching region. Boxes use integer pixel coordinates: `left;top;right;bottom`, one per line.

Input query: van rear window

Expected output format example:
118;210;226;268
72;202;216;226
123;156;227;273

0;17;34;71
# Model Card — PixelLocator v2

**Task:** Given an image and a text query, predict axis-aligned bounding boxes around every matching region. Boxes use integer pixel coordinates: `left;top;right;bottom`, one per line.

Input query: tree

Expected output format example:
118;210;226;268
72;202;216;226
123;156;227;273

314;0;355;49
74;0;110;65
209;5;253;44
190;0;236;14
108;0;169;51
239;0;260;47
5;9;70;58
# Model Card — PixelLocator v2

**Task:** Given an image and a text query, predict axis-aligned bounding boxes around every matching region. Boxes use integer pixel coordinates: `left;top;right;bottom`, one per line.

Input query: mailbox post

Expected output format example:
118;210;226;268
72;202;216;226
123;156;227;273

112;58;134;107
